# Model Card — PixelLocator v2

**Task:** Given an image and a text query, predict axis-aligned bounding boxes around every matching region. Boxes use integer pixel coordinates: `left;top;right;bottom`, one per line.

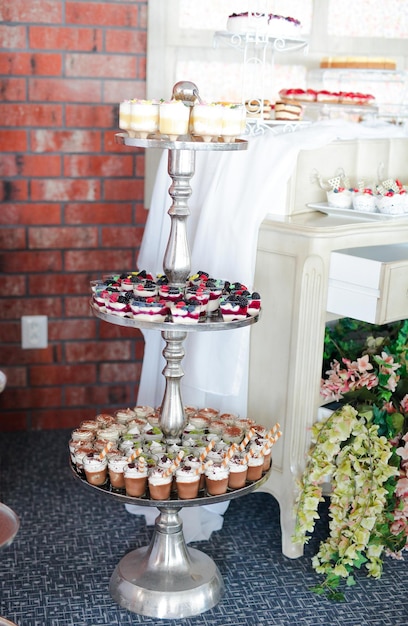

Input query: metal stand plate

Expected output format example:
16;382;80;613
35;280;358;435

109;508;224;618
71;463;271;618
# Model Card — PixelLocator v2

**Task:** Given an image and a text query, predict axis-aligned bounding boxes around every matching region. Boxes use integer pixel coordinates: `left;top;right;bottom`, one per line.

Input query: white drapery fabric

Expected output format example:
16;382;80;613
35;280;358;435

137;119;408;416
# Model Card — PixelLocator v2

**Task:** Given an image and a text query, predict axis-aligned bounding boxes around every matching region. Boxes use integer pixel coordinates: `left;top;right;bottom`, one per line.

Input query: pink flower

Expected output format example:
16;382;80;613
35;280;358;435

400;394;408;414
383;401;397;414
395;477;408;498
396;444;408;461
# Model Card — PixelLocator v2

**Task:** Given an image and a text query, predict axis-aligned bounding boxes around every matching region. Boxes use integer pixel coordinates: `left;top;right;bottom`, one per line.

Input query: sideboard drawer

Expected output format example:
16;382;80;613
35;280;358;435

327;244;408;324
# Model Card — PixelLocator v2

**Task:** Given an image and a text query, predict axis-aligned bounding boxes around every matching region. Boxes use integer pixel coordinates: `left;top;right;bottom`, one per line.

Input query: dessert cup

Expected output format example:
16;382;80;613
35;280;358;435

159;100;190;140
228;455;248;489
220;103;246;143
130;99;159;138
124;461;148;497
246;454;264;481
83;453;108;486
175;465;200;499
191;103;223;142
148;467;173;500
205;463;229;495
108;455;128;489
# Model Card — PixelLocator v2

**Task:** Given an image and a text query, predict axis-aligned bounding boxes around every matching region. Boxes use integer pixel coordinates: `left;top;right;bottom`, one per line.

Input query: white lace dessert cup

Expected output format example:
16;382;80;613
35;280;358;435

191;102;223;142
352;188;377;213
83;451;109;487
376;192;406;215
130;99;160;139
326;188;353;209
159;100;191;140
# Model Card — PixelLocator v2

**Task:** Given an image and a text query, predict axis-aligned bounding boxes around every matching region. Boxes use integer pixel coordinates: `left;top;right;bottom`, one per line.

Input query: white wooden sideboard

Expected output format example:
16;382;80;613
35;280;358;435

247;137;408;557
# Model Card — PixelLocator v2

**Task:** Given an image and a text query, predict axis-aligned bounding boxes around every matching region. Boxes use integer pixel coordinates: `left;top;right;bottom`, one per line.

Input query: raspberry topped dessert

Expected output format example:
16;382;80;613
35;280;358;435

91;269;261;323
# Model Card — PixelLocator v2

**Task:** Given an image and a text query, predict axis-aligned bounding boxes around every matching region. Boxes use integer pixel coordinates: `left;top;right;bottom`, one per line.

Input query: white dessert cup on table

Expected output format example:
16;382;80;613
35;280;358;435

376;194;405;215
326;189;353;209
352;192;377;213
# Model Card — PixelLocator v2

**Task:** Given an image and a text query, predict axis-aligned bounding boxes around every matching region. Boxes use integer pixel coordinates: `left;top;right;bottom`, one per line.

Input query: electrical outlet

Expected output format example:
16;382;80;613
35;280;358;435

21;315;48;349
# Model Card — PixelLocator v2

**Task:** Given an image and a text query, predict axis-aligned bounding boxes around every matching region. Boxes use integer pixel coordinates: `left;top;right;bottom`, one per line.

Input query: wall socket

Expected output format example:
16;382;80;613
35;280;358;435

21;315;48;349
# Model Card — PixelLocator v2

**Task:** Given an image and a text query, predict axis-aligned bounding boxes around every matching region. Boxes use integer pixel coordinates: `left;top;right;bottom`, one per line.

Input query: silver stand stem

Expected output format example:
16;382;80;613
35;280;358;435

160;330;187;438
163;149;195;286
109;507;224;618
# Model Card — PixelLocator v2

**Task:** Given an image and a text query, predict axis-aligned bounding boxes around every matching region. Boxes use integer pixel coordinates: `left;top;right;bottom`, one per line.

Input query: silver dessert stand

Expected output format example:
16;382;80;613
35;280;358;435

71;464;271;619
77;116;260;618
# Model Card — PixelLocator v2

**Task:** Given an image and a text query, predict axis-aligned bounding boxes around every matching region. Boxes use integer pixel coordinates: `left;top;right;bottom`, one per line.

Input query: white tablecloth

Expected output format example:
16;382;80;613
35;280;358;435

137;119;408;416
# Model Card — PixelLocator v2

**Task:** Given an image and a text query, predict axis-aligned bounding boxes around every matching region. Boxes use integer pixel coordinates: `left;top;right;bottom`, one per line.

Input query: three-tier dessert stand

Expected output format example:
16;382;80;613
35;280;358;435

72;93;266;619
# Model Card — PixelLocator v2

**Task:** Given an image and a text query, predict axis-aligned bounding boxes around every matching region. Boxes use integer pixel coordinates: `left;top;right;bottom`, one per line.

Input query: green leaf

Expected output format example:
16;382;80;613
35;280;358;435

387;412;404;434
346;575;356;587
353;552;368;569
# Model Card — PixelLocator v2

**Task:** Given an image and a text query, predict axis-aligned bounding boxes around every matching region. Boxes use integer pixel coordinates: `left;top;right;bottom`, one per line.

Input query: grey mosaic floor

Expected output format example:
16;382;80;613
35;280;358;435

1;429;408;626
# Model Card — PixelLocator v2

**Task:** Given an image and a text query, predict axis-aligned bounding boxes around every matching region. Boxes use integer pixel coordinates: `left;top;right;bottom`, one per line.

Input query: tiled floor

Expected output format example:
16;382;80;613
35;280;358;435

1;429;407;626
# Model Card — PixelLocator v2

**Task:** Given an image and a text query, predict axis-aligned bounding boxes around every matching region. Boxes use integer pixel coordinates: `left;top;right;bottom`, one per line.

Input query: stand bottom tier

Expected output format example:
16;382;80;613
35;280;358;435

109;508;224;618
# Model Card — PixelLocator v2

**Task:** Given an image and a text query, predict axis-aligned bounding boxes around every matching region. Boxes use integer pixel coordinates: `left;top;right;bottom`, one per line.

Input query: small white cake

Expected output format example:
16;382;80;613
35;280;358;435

159;100;190;140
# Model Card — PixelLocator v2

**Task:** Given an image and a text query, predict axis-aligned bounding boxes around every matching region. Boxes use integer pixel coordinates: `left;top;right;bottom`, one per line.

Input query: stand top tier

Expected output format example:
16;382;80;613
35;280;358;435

115;133;248;151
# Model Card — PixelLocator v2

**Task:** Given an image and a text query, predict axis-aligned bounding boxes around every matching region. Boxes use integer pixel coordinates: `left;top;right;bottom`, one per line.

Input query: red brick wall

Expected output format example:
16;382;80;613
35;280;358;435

0;0;148;431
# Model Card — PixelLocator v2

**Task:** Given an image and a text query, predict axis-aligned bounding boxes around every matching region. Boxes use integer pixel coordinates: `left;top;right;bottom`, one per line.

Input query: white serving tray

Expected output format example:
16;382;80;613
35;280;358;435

308;202;408;221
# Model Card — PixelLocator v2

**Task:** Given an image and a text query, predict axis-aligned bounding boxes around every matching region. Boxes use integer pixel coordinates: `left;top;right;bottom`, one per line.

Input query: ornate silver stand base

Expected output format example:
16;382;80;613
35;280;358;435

109;507;225;618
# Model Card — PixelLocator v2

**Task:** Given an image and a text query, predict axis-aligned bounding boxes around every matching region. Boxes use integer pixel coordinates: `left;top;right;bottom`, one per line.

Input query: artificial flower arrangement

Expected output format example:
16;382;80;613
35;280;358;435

293;318;408;600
